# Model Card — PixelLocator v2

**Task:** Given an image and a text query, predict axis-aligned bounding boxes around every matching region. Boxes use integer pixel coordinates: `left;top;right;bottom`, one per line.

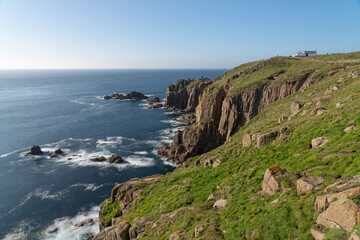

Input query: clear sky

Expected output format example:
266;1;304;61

0;0;359;69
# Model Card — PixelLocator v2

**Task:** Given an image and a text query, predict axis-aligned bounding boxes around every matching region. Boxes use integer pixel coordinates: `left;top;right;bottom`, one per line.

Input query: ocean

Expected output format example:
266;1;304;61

0;69;226;240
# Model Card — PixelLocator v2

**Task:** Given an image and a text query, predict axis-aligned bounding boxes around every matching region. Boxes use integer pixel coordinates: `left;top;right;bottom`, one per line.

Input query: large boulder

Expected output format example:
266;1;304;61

311;137;328;148
262;166;288;195
297;176;324;195
30;145;43;155
213;199;228;209
316;199;360;232
291;101;303;115
256;131;278;149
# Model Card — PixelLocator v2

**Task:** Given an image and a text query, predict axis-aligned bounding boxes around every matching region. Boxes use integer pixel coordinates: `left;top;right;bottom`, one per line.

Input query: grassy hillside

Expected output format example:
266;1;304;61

101;52;360;239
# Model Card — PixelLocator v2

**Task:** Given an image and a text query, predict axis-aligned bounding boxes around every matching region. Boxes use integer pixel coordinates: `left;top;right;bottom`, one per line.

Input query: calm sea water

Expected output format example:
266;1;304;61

0;69;226;240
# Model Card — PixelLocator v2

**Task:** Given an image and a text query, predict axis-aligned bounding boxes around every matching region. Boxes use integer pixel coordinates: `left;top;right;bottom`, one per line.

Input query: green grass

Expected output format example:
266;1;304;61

309;51;360;61
101;53;360;239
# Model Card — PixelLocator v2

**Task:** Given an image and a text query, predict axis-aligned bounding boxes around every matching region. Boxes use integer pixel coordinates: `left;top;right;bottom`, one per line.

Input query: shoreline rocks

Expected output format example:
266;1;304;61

102;91;149;101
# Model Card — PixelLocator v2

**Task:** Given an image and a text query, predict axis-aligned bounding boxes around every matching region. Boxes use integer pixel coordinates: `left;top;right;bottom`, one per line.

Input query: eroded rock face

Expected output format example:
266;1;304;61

177;114;196;125
311;137;328;148
316;199;360;232
157;119;221;163
297;176;324;195
164;77;213;112
262;166;288;195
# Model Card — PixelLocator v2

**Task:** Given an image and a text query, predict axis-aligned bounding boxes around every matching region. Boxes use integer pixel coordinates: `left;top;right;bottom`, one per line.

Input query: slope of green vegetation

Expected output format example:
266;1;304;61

309;51;360;61
104;52;360;239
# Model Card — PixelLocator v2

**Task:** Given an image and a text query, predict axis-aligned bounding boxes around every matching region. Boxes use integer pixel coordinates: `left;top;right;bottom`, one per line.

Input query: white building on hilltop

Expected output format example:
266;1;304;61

292;50;317;57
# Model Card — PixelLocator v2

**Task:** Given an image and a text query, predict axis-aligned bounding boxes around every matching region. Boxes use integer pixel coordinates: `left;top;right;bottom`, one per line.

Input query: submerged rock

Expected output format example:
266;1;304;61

147;97;160;103
107;155;123;164
147;103;163;109
75;218;94;227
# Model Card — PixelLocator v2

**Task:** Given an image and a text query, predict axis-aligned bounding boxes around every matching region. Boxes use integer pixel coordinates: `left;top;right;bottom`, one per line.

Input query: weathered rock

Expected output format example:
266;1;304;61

195;225;205;237
147;103;163;109
336;102;343;108
177;114;196;125
256;131;278;149
30;145;43;155
92;220;131;240
242;134;252;148
311;137;328;148
262;166;288;195
107;155;123;164
147;97;160;103
316;199;360;232
297;176;324;195
311;229;325;240
212;159;222;168
207;193;216;200
344;125;358;133
75;218;94;227
169;230;186;240
279;127;290;134
311;107;327;116
213;199;227;209
315;186;360;211
48;227;58;234
278;116;287;123
291;101;303;115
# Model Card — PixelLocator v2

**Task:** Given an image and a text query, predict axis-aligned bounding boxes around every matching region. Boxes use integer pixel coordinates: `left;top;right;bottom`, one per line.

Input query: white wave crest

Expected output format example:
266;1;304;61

41;206;99;240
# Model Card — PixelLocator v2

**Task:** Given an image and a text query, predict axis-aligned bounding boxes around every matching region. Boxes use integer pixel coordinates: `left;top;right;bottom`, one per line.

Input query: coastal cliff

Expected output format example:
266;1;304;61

159;57;319;163
92;52;360;239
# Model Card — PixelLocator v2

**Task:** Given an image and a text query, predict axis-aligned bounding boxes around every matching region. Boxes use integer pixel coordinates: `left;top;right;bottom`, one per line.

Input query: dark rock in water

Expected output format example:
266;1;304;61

147;97;160;103
126;91;148;100
90;156;107;162
75;218;94;227
30;145;43;155
107;155;123;164
49;153;57;158
48;227;58;233
147;103;163;109
102;91;148;101
55;148;63;154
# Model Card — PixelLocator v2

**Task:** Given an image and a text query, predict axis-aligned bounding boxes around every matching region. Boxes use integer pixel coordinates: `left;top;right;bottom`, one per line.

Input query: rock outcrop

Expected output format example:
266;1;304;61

177;114;196;125
30;145;43;155
98;176;162;231
92;220;131;240
311;137;329;148
147;97;160;103
147;103;163;109
164;77;213;112
262;166;288;195
297;176;324;195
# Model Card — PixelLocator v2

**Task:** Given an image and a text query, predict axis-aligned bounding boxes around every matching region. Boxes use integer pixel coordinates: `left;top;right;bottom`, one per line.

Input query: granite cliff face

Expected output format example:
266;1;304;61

164;77;213;112
159;64;317;163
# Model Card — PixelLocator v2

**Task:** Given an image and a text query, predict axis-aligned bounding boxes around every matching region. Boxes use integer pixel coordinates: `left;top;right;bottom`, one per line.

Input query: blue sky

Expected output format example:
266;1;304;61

0;0;359;69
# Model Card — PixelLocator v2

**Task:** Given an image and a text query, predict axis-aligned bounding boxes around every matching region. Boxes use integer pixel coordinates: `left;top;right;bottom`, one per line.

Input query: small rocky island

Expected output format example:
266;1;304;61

102;91;148;101
26;145;124;164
